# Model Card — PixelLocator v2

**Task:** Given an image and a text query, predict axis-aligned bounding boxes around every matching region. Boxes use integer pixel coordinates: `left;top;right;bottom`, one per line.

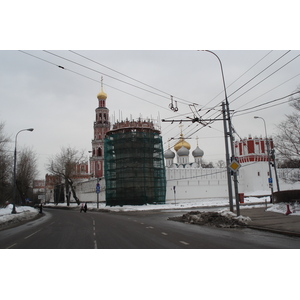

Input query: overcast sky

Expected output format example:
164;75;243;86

1;1;299;178
1;49;300;177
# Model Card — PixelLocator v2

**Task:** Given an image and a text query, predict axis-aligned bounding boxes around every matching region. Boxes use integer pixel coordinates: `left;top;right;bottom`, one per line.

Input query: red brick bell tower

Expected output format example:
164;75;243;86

90;78;110;178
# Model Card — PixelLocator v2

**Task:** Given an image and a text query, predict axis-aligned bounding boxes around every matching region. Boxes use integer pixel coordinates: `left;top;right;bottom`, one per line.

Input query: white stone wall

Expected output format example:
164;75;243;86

71;164;300;204
75;178;106;203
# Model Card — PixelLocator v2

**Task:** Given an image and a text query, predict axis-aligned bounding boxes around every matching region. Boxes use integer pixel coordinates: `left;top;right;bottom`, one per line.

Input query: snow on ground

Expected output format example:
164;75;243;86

0;204;39;228
1;196;300;228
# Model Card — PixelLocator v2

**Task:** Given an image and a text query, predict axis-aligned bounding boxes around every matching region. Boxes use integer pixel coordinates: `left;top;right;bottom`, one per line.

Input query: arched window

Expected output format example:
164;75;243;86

97;147;102;156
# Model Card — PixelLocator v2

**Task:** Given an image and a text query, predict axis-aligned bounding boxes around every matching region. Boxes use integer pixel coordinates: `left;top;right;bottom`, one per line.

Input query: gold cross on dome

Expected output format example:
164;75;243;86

101;76;103;90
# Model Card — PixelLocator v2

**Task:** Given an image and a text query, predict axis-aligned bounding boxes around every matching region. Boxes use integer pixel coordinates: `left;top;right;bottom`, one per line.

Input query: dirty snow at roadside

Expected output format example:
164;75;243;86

0;204;39;228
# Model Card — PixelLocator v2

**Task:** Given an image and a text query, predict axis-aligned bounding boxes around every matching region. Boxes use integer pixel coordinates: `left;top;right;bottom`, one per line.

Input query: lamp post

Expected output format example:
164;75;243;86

254;116;274;202
202;50;240;216
11;128;34;214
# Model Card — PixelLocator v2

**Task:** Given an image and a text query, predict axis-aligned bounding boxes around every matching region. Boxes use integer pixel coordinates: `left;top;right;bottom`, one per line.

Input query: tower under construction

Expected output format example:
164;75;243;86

104;119;166;206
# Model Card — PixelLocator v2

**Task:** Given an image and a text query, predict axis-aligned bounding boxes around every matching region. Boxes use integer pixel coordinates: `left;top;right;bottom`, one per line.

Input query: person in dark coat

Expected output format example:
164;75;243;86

84;203;87;213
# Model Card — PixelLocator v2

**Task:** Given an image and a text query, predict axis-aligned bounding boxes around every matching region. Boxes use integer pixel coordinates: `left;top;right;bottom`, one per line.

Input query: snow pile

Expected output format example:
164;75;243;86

169;209;251;228
0;204;39;228
267;202;300;215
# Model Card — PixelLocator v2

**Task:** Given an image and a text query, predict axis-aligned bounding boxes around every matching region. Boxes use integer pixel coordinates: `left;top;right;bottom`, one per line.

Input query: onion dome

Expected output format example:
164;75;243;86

174;134;191;152
192;146;204;157
97;89;107;100
164;148;175;159
177;145;190;156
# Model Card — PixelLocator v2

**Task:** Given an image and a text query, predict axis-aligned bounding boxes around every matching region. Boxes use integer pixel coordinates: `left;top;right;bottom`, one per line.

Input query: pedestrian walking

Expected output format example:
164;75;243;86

84;202;87;213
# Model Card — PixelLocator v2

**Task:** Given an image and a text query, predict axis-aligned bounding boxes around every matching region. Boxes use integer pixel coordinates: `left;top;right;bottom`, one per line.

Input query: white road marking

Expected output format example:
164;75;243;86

161;232;168;236
94;240;97;249
7;243;17;249
180;241;189;245
146;226;154;229
24;229;41;239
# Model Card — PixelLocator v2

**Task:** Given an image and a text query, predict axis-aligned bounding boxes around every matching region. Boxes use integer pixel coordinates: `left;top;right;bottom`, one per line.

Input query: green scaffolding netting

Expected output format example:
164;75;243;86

104;129;166;206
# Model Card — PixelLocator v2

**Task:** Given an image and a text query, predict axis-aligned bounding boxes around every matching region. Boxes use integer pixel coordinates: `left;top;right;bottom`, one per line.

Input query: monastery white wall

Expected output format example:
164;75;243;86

75;178;106;203
69;165;300;204
165;167;229;200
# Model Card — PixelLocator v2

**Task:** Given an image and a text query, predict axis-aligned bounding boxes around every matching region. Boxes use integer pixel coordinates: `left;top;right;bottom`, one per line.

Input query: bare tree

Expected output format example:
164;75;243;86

16;147;38;205
47;147;85;206
274;93;300;163
0;122;12;205
216;160;226;168
202;160;214;168
274;91;300;182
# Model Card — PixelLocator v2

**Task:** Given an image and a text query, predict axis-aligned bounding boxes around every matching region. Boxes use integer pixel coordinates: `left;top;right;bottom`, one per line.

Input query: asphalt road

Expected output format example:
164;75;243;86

1;208;300;249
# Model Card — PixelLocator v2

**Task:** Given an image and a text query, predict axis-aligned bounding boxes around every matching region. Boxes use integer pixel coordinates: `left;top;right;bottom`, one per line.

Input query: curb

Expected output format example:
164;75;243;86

247;225;300;237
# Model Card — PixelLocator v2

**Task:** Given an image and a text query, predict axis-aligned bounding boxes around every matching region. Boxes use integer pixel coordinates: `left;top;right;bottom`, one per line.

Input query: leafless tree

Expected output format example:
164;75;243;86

275;93;300;163
274;91;300;182
47;147;85;205
16;147;38;205
0;122;12;205
216;160;226;168
201;160;214;168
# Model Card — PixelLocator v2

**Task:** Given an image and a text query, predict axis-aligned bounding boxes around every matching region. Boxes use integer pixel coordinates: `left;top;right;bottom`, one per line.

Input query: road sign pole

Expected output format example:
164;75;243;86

96;179;101;209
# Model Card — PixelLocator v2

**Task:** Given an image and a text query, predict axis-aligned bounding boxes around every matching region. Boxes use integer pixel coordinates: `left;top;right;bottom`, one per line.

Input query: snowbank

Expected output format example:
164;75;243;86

45;196;268;212
267;201;300;215
0;204;39;228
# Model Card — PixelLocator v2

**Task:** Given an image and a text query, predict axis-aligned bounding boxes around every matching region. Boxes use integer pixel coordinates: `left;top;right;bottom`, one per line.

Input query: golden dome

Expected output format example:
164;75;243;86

174;134;191;151
97;89;107;100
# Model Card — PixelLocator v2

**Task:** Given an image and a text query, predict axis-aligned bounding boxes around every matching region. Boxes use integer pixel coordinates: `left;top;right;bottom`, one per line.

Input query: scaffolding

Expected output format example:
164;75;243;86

104;120;166;206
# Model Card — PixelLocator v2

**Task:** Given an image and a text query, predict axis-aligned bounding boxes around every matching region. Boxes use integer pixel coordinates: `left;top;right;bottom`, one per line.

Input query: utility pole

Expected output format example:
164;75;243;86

203;50;240;216
222;102;234;212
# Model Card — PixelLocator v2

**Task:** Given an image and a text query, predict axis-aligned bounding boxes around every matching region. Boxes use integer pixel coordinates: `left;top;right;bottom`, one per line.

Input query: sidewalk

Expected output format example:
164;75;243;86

240;207;300;237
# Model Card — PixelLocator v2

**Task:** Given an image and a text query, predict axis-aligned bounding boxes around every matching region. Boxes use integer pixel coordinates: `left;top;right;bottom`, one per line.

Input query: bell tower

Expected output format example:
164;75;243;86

90;77;110;178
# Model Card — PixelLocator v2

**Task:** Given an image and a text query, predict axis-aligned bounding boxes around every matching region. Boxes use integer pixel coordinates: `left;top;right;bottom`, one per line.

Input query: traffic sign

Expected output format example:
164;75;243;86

229;160;241;172
96;183;100;194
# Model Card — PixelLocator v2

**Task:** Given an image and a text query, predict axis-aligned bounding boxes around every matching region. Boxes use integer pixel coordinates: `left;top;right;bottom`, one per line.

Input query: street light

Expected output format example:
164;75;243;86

201;50;240;216
11;128;34;214
254;116;274;202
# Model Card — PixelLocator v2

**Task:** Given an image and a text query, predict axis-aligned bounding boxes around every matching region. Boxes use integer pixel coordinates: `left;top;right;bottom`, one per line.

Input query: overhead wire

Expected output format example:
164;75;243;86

182;51;300;140
227;50;291;100
43;50;195;106
201;50;274;109
229;52;300;104
18;50;182;114
234;92;300;117
69;50;194;105
234;72;300;111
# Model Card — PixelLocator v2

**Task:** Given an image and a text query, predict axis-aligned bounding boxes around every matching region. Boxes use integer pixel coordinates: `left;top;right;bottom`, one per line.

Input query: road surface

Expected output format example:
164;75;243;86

1;208;300;249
